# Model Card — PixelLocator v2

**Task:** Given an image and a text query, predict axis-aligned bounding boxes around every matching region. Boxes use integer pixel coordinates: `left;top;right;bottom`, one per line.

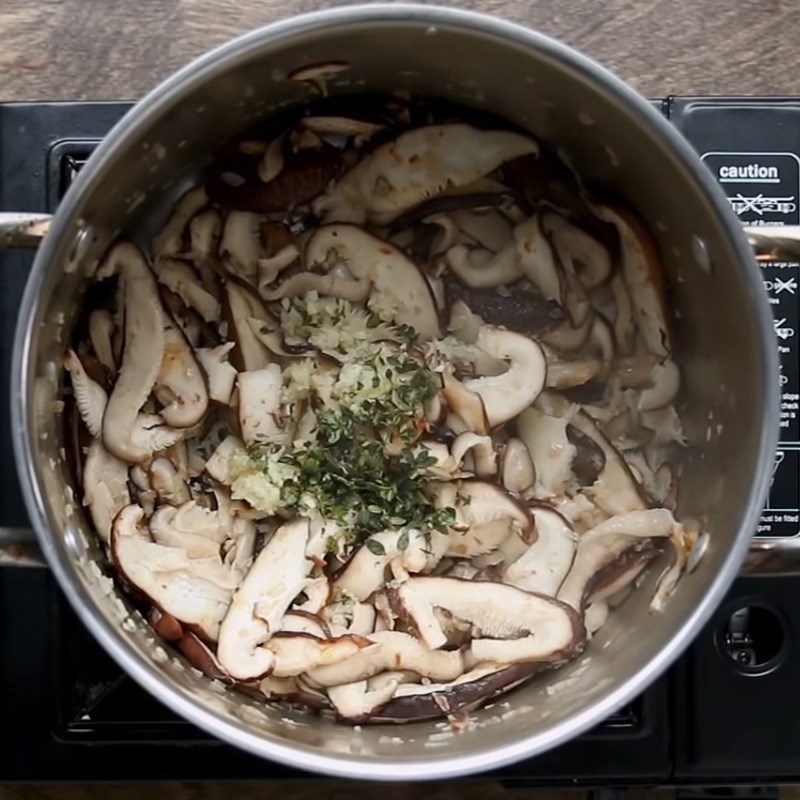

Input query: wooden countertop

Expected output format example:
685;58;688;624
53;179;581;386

0;0;798;101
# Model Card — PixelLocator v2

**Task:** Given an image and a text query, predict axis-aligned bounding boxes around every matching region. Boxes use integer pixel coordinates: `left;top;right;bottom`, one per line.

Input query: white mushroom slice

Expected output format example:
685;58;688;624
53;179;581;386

504;506;577;595
112;504;239;641
237;364;282;446
301;116;385;138
157;258;220;322
281;610;330;637
500;437;535;493
446;480;532;557
102;244;173;462
463;326;546;428
222;280;271;372
155;316;209;429
448;299;484;344
593;204;670;357
64;350;107;437
306;630;465;687
82;440;130;543
445;243;522;288
220;211;265;282
153;186;208;259
262;270;371;303
451;208;515;253
545;355;601;390
327;678;399;722
543;213;612;289
257;243;300;292
149;457;190;506
638;360;680;411
390;576;584;666
196;343;238;404
334;529;428;602
517;405;577;498
610;273;635;354
557;510;674;611
515;215;561;301
188;208;222;271
450;432;496;477
204;435;247;486
294;577;330;615
313;124;537;225
149;501;226;558
257;136;285;184
372;663;535;722
584;601;610;635
217;518;312;680
267;633;367;677
570;410;647;515
441;373;489;435
304;225;441;338
88;310;117;374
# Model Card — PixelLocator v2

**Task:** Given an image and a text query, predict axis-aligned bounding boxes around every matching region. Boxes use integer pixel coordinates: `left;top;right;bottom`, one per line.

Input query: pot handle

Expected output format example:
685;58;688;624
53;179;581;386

0;218;796;574
0;526;45;567
0;212;52;249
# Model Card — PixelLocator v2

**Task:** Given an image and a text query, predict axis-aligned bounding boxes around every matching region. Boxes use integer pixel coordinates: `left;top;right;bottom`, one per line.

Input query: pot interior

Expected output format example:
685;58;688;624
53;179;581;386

17;6;773;779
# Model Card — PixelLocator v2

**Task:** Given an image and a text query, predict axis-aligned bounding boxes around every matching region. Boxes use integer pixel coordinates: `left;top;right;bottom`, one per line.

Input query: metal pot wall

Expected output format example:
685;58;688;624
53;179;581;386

0;3;785;781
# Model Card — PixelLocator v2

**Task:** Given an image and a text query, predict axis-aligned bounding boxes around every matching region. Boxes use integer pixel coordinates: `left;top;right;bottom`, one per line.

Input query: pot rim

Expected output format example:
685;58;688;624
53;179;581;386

11;2;780;781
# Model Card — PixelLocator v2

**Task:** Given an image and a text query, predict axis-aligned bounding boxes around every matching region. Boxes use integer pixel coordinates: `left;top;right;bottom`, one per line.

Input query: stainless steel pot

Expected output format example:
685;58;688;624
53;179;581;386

0;3;785;780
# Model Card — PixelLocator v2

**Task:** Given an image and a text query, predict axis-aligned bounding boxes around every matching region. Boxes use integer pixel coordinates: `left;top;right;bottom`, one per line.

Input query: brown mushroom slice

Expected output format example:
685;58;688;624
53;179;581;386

112;504;239;641
262;270;372;303
204;435;247;486
153;186;209;259
82;439;130;543
610;273;635;354
441;373;489;435
288;60;350;94
543;213;612;289
369;663;536;723
593;204;670;357
306;630;465;688
150;502;226;559
462;326;546;428
542;310;594;352
157;258;220;323
236;364;283;446
445;480;532;558
221;279;271;372
314;124;537;225
516;406;577;498
217;518;312;680
102;244;175;462
500;437;535;493
196;343;238;404
638;359;680;411
557;509;674;611
148;457;190;506
334;529;428;602
544;354;601;390
300;116;385;138
570;410;647;515
64;349;107;437
504;506;576;596
155;316;209;429
450;432;497;478
444;243;522;289
176;630;233;684
304;224;441;338
88;309;117;374
327;677;400;723
567;424;606;487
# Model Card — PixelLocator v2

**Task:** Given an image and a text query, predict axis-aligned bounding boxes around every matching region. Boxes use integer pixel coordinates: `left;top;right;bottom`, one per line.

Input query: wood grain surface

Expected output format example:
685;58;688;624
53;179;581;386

0;0;799;101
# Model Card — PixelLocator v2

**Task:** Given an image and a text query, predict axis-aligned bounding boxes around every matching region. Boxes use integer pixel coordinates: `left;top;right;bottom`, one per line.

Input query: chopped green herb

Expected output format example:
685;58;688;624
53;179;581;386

366;538;386;556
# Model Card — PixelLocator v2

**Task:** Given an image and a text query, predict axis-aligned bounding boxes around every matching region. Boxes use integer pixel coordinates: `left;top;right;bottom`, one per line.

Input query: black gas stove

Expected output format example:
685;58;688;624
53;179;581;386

0;98;798;788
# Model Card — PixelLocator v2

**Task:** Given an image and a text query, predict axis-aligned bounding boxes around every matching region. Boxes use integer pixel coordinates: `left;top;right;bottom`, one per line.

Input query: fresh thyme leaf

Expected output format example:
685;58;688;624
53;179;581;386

366;538;386;556
397;529;409;551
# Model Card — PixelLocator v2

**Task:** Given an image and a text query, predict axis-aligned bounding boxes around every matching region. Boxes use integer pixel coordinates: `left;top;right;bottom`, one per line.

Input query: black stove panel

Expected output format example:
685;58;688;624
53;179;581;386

0;98;797;785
